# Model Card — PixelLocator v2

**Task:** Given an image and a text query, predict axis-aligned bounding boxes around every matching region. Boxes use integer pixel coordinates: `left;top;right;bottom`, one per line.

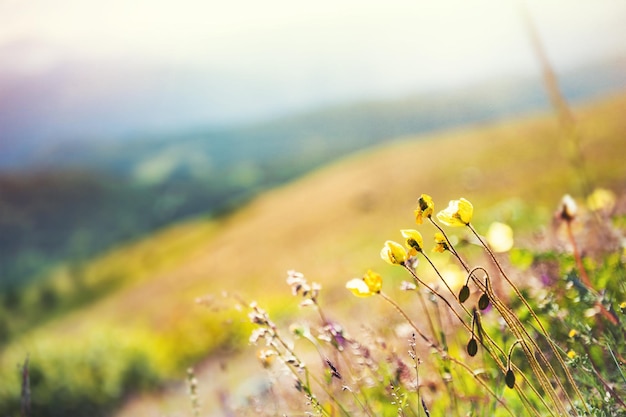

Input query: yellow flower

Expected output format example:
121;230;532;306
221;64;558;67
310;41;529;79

401;229;424;254
587;188;616;212
436;198;473;227
568;329;578;338
433;232;449;253
486;222;514;253
363;270;383;293
567;350;577;359
346;270;383;297
414;194;435;225
380;240;408;265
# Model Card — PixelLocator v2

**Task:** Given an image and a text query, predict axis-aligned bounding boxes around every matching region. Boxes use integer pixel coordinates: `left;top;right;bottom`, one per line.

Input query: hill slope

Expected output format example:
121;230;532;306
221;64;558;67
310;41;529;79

2;91;626;416
3;59;625;289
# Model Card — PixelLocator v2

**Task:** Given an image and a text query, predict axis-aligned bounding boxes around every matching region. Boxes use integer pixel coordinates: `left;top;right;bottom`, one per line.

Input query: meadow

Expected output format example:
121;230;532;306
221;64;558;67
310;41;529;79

1;90;626;416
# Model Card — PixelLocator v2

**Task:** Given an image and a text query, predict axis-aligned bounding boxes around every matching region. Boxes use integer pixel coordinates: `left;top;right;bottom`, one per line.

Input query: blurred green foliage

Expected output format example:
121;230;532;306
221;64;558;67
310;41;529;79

0;310;250;417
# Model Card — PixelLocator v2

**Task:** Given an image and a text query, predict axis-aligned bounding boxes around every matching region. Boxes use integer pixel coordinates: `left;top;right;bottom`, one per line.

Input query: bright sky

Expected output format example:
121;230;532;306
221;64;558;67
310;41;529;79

1;0;625;125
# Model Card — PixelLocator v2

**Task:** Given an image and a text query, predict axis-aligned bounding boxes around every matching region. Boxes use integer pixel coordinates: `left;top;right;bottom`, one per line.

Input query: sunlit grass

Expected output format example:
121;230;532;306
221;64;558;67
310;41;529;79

240;192;626;416
1;91;626;416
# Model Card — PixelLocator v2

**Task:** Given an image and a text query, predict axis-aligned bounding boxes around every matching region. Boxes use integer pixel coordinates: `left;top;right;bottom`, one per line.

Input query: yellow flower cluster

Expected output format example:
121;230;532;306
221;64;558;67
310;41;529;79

382;195;474;264
348;195;486;298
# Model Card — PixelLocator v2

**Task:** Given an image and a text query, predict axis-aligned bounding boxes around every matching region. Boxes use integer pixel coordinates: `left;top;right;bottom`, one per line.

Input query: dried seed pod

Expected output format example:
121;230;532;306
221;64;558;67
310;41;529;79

505;368;515;388
478;293;490;310
459;285;470;303
467;338;478;357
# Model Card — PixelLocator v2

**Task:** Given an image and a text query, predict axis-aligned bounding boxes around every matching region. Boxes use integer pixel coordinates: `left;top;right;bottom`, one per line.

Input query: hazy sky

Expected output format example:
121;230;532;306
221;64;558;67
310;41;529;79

1;0;625;129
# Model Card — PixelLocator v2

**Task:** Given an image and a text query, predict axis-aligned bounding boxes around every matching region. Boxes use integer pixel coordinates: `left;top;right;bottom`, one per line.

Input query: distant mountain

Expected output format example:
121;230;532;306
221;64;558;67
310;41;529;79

1;57;625;174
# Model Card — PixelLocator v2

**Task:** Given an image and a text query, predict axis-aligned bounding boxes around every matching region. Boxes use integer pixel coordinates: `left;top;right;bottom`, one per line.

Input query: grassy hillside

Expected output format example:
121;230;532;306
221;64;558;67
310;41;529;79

1;91;626;416
4;61;625;290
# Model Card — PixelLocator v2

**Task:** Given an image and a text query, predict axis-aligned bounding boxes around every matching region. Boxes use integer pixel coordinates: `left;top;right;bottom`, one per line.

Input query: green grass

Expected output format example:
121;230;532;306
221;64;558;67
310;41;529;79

2;91;626;416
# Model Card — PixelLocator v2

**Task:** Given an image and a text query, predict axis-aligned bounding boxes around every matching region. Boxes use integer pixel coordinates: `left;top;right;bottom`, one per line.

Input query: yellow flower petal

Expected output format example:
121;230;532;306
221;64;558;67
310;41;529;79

380;240;408;265
414;194;434;225
346;278;373;297
401;229;424;252
436;198;473;227
486;222;514;253
363;270;383;294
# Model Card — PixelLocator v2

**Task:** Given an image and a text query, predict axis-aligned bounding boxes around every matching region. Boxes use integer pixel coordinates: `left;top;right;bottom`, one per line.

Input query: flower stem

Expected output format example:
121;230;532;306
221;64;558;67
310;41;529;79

420;250;456;300
428;217;468;271
379;291;435;348
468;222;588;415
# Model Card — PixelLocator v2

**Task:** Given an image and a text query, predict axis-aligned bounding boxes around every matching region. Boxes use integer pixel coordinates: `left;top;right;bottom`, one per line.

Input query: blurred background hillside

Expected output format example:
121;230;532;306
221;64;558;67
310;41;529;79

1;0;625;290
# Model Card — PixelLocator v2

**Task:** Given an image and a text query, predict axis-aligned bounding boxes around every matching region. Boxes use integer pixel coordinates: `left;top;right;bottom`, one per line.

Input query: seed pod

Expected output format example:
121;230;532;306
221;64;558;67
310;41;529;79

505;369;515;388
459;285;470;303
478;293;490;310
467;338;478;357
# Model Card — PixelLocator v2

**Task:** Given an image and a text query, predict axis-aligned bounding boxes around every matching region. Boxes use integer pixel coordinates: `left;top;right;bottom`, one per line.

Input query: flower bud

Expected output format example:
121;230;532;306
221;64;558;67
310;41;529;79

558;194;577;222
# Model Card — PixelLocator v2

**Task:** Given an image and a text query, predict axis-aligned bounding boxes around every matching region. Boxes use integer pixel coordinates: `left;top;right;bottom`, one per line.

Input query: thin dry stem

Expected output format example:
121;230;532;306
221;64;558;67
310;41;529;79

468;223;587;415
